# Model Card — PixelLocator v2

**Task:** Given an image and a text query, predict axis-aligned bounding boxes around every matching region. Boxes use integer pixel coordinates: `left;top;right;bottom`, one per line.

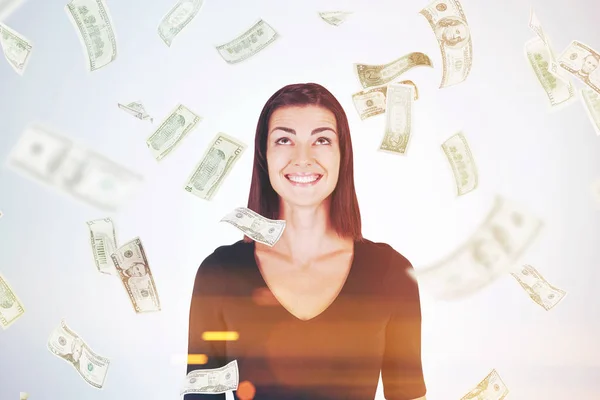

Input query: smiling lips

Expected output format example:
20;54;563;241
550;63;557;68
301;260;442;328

285;173;323;184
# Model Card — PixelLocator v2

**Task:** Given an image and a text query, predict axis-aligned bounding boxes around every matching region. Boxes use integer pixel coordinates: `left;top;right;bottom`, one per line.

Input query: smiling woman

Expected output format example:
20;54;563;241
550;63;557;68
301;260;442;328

185;83;428;400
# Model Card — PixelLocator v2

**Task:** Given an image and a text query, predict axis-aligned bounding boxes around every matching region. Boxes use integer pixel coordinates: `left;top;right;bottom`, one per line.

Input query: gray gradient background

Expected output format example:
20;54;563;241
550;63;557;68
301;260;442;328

1;0;600;399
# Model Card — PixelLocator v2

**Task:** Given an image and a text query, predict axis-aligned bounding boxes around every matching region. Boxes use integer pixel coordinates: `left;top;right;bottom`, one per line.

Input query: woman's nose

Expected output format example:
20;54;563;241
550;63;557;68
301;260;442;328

292;143;314;166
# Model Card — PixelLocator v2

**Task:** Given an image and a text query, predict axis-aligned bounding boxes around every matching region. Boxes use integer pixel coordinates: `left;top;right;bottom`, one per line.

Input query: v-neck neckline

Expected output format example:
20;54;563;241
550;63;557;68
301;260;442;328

248;239;359;323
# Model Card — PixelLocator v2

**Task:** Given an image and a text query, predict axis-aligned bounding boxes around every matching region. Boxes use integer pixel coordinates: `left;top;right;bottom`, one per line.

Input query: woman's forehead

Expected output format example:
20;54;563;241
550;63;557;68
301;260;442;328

269;106;336;126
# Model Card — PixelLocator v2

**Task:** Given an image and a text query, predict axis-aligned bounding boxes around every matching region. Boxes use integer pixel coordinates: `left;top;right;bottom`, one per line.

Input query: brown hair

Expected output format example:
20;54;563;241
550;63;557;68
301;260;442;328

243;83;363;243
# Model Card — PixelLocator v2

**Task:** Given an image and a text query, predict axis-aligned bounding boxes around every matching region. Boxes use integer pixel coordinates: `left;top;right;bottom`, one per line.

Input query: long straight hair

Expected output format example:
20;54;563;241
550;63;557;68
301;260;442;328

243;83;363;243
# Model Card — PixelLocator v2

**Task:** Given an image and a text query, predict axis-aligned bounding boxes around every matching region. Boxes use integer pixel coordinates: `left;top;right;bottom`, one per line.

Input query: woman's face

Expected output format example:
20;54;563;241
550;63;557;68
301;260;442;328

266;105;341;208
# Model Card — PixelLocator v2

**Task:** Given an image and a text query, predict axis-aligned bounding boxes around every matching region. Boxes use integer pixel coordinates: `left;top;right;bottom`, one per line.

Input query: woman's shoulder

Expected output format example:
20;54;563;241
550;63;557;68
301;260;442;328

359;238;415;279
198;239;250;270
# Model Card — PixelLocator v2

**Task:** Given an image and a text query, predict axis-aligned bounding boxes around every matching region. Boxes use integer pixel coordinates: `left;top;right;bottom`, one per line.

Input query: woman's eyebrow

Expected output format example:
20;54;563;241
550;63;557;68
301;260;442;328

269;126;337;135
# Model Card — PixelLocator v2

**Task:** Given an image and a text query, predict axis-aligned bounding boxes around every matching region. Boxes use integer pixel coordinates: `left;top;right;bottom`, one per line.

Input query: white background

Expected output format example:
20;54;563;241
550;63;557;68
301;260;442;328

1;0;599;399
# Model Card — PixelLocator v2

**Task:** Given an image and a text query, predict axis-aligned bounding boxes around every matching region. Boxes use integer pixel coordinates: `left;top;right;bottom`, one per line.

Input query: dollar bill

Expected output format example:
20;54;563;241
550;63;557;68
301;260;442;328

318;11;352;26
184;133;246;200
157;0;204;47
0;272;25;329
553;41;600;95
181;360;239;395
410;195;543;300
352;81;419;120
0;0;24;20
0;209;3;218
420;0;473;88
118;101;153;123
524;10;575;109
47;319;110;389
0;22;32;75
215;19;279;64
65;0;117;72
460;369;508;400
7;123;143;212
510;264;566;311
352;86;387;120
581;87;600;135
19;392;28;400
146;104;202;161
441;132;478;196
379;83;414;155
220;207;286;247
86;217;117;275
110;237;161;313
354;52;432;89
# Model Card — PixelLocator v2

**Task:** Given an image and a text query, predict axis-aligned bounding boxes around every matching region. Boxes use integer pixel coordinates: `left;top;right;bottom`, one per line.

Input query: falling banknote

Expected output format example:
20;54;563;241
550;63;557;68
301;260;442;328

581;87;600;135
181;360;239;395
352;80;419;121
7;123;143;212
411;195;543;300
19;393;28;400
510;264;566;311
379;83;414;155
460;369;508;400
554;41;600;95
420;0;473;88
146;104;202;161
86;217;118;275
524;9;575;110
441;132;478;196
215;19;279;64
354;52;432;89
318;11;353;26
220;207;286;247
111;237;161;313
0;272;25;330
0;0;24;20
158;0;204;47
0;22;32;75
118;101;153;123
47;319;110;389
65;0;117;72
184;133;246;201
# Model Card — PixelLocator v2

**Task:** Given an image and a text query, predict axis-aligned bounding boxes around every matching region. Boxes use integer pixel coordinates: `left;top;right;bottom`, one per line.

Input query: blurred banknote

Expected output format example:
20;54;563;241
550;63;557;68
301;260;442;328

19;393;28;400
111;237;161;313
65;0;117;71
47;319;110;389
553;41;600;94
411;195;543;300
118;101;153;123
379;83;414;155
581;87;600;135
318;11;352;26
0;0;24;20
158;0;203;47
524;9;575;109
352;81;419;120
220;207;286;247
184;133;246;200
0;22;32;75
420;0;473;88
511;264;566;311
460;369;508;400
146;104;202;161
181;360;239;395
7;123;143;212
215;19;279;64
441;132;478;196
591;179;600;205
0;210;3;218
0;272;25;329
354;52;432;89
87;217;117;275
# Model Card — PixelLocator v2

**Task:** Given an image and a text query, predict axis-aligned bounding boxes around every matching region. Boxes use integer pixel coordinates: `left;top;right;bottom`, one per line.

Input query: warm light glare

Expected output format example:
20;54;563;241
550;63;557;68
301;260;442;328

202;331;240;341
187;354;208;365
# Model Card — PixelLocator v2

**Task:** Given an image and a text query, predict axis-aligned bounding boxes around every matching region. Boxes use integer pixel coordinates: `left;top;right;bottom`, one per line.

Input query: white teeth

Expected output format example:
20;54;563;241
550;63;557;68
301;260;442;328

286;175;320;183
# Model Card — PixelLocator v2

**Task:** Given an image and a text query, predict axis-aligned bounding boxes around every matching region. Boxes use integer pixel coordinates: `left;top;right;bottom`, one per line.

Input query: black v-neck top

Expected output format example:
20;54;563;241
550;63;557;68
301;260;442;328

185;239;426;400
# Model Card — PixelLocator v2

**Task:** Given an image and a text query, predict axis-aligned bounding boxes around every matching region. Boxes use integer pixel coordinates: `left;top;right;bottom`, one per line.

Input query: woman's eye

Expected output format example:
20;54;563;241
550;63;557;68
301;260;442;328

316;137;331;145
275;137;291;145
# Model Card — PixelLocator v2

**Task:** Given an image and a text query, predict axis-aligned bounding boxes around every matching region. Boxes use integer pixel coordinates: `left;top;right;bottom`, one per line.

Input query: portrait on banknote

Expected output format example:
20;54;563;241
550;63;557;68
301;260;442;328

574;53;599;83
434;16;470;49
